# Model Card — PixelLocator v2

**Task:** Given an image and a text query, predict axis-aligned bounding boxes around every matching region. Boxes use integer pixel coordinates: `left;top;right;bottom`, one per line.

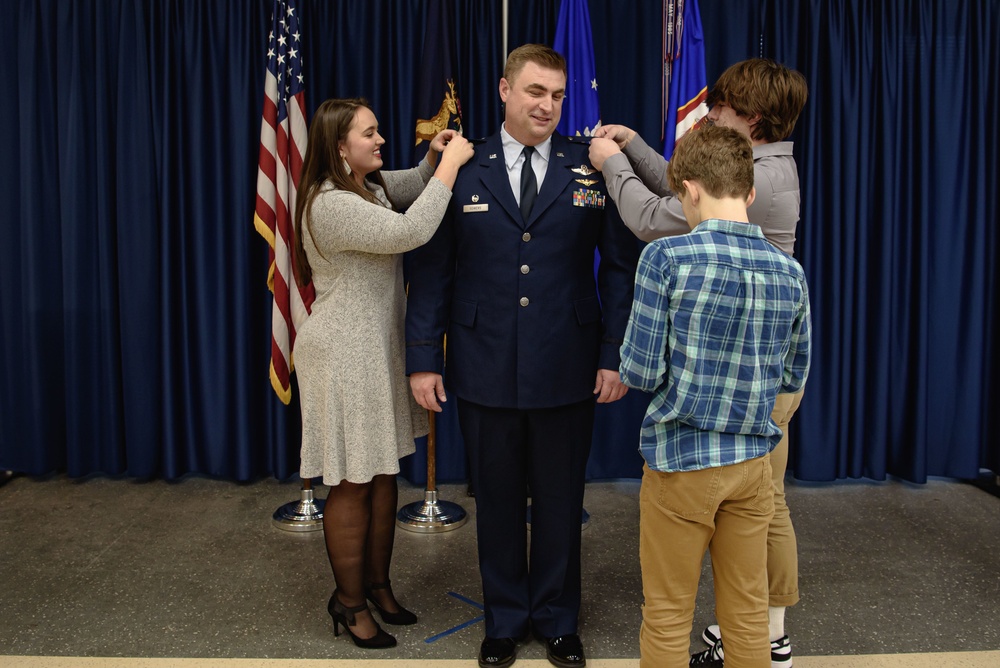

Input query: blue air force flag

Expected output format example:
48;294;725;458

553;0;601;137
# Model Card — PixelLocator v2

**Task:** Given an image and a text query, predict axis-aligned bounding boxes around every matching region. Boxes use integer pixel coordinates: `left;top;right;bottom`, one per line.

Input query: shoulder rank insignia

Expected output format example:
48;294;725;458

571;164;597;176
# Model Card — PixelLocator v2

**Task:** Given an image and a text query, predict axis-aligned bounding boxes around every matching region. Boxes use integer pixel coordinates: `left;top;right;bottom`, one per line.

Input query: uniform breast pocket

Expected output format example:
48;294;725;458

450;298;477;328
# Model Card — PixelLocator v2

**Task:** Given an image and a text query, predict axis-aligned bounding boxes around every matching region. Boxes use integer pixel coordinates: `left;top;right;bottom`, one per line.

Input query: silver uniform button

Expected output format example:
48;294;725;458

519;297;529;307
522;232;531;242
520;265;530;274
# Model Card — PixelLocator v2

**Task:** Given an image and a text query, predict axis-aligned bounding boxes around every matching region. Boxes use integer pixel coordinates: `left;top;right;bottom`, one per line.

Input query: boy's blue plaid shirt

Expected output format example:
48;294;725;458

620;219;812;472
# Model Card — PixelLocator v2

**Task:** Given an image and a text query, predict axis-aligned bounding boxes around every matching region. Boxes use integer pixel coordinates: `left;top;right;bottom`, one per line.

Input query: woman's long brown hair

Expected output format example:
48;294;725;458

293;98;393;286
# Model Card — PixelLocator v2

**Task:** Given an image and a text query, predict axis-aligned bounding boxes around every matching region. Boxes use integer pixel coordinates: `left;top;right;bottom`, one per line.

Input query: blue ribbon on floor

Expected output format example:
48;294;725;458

424;591;485;644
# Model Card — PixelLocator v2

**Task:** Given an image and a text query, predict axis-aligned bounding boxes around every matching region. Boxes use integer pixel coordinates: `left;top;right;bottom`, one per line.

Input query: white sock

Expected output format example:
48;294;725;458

768;606;786;642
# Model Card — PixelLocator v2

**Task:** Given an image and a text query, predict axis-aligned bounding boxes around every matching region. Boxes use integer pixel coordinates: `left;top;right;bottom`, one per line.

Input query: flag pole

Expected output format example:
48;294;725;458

258;0;321;532
397;0;468;534
396;410;468;533
272;477;326;532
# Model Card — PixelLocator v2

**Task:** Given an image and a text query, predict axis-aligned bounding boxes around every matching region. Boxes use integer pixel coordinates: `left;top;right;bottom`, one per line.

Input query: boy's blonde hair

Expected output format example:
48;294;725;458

667;125;754;200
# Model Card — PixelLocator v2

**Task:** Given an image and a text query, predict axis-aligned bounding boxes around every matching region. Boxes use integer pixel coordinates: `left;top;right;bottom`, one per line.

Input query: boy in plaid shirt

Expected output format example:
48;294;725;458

619;125;811;668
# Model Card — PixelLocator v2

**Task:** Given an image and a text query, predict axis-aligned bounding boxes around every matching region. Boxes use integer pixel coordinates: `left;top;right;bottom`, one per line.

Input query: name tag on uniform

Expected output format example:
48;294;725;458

463;203;489;213
572;188;605;209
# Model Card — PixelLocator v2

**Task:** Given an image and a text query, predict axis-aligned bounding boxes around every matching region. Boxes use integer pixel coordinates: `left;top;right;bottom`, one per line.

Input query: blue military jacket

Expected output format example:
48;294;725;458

405;131;639;410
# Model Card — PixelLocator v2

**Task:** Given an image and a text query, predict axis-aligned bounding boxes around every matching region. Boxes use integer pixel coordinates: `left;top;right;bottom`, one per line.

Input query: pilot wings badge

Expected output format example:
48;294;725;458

570;164;597;176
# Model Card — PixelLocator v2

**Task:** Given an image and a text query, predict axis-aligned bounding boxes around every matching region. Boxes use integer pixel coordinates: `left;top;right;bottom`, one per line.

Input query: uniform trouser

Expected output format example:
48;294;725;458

458;397;594;639
768;390;804;607
639;457;774;668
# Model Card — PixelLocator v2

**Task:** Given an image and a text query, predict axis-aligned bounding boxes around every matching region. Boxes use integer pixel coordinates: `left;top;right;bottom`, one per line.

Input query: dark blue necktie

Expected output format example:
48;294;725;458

519;146;537;220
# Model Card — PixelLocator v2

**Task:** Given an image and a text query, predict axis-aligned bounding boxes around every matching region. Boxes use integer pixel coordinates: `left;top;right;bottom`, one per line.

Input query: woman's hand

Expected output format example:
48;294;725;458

588;137;622;171
432;135;474;189
594;124;637;149
429;129;461;154
439;135;474;168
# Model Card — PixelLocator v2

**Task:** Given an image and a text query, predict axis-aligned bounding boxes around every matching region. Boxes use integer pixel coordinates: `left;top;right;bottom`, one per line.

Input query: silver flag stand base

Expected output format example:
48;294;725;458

272;487;326;532
397;489;468;533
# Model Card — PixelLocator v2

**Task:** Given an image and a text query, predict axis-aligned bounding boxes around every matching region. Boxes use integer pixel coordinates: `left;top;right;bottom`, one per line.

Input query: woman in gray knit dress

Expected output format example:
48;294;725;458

292;99;473;649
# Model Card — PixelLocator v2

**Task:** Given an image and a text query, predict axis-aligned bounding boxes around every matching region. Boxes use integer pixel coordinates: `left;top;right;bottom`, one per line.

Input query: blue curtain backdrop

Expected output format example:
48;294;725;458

1;0;997;485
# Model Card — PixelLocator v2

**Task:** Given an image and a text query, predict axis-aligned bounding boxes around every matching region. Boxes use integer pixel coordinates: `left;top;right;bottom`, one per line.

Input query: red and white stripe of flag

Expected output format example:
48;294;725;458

254;0;313;405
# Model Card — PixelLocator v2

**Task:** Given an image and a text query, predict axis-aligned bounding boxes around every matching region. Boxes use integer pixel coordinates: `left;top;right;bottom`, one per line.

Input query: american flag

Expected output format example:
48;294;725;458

254;0;314;404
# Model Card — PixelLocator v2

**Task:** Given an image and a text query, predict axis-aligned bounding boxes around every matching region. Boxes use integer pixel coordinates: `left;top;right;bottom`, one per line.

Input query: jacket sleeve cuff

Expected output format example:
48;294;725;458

598;341;623;372
405;343;445;376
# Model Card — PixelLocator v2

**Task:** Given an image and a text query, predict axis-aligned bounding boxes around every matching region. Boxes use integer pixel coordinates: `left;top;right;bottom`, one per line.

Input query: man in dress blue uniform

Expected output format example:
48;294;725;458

406;44;639;668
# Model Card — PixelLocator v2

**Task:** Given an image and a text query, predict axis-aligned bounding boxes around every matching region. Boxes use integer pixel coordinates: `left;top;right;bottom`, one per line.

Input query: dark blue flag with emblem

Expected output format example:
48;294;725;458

663;0;709;159
553;0;601;137
413;0;462;161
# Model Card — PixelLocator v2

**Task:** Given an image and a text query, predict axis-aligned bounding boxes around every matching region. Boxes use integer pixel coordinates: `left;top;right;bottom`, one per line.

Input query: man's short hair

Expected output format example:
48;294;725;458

667;125;754;200
504;44;567;84
707;58;808;143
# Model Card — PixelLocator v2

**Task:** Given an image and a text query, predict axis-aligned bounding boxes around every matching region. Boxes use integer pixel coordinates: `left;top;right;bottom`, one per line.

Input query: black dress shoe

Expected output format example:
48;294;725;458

479;636;517;668
545;633;586;667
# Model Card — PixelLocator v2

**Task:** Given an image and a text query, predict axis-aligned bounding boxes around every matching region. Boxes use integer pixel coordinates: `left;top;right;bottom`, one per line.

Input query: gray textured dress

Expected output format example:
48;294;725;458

294;160;452;485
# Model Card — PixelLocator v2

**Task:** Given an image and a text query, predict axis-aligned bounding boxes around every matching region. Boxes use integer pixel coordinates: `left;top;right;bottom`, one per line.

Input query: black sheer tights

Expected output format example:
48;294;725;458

323;473;401;638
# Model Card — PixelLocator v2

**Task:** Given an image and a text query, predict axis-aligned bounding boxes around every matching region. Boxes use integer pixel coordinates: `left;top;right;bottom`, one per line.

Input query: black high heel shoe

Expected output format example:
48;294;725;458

327;591;397;649
365;580;418;625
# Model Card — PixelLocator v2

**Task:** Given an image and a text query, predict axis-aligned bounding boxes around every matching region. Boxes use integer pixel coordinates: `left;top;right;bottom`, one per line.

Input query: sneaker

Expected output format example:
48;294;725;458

770;635;792;666
701;624;722;646
689;639;724;666
691;635;793;668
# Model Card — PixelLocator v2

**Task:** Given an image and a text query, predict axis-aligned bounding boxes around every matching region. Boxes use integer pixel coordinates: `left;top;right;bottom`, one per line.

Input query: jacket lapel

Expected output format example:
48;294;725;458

475;134;522;224
525;133;574;229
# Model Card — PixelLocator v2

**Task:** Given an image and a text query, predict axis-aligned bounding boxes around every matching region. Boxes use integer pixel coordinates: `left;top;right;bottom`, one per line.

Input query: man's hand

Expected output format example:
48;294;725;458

594;368;628;404
410;372;447;412
588;137;622;171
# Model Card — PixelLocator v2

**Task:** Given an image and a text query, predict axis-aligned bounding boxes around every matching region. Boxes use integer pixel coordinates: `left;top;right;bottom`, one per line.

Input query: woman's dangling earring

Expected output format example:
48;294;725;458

340;154;351;176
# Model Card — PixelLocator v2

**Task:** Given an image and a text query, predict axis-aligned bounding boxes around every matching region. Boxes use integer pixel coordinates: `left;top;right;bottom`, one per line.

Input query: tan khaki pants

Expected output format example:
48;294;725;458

639;457;774;668
768;390;804;606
